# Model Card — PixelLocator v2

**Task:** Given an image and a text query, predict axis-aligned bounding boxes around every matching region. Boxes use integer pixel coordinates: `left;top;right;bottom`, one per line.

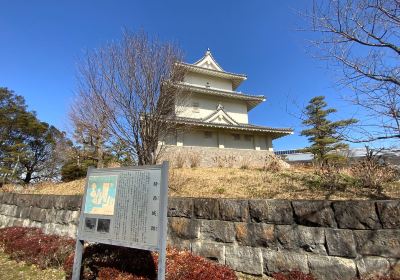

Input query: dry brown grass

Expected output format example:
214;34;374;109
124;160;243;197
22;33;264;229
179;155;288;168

2;167;400;200
2;179;85;196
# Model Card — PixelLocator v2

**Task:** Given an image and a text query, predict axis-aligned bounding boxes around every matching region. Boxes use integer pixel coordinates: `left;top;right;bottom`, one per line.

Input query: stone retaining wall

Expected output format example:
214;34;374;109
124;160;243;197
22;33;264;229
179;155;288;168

159;146;284;168
0;192;399;279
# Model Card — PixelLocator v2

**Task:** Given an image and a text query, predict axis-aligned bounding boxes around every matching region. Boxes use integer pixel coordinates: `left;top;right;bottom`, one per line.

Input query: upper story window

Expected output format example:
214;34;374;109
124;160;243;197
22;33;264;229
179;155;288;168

232;134;240;141
204;131;212;139
192;102;200;113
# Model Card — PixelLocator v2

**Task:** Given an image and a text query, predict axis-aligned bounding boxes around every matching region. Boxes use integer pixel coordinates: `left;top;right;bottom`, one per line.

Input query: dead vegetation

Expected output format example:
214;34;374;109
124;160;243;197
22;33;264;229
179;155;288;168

3;165;399;200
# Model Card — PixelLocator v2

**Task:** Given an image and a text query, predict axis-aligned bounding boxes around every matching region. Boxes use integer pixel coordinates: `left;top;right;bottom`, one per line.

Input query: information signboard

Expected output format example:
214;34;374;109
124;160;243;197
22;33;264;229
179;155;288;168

72;162;169;280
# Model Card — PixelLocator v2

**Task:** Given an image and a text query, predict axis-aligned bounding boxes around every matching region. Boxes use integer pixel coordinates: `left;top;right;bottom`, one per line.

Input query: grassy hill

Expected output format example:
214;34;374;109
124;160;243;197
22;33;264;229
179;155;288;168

3;167;400;200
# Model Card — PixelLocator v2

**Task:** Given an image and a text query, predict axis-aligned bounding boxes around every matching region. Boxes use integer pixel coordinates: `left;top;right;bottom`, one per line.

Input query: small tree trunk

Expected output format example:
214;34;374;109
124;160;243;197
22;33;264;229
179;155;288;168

97;145;104;168
23;172;32;184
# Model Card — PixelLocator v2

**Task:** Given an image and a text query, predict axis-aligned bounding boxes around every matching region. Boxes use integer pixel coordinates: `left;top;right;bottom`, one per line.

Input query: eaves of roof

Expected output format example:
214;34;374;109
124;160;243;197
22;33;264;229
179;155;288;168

178;62;247;90
175;117;293;139
175;83;265;111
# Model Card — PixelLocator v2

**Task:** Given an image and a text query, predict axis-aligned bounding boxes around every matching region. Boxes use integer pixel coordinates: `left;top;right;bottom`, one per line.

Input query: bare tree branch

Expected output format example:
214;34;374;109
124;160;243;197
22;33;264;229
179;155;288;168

74;30;186;165
304;0;400;143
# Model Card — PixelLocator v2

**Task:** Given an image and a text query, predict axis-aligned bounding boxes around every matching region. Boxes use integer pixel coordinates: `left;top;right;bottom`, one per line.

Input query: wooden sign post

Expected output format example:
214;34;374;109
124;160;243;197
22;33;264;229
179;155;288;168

72;161;169;280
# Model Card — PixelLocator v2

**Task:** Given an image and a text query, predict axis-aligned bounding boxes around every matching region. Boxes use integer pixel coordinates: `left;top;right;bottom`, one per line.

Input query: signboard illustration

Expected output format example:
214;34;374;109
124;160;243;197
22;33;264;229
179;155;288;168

72;162;169;280
84;175;117;216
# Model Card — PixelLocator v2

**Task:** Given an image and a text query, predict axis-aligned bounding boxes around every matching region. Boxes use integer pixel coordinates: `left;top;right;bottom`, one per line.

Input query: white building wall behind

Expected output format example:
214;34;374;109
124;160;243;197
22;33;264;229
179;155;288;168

184;72;233;91
224;133;254;150
165;129;274;151
255;135;268;150
183;130;218;148
177;95;249;124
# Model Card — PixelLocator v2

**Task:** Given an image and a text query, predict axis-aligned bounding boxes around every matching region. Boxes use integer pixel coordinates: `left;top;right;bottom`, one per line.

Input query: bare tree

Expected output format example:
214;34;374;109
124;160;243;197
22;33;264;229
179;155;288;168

304;0;400;142
70;79;110;168
75;31;185;165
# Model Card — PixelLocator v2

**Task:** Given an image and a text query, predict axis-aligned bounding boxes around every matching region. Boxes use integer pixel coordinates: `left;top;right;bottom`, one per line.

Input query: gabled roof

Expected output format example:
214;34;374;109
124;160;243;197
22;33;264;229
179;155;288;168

193;48;224;71
174;82;265;111
175;116;293;139
178;49;247;90
202;105;239;125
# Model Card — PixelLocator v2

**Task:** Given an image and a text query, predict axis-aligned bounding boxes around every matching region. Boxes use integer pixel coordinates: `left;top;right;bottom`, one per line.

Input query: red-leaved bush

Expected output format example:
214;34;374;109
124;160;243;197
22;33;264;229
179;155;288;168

0;227;75;269
64;244;237;280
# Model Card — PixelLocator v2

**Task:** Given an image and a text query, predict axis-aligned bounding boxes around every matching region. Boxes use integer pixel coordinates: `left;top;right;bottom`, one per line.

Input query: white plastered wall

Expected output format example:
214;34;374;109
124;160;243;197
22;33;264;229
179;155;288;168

164;130;274;151
184;72;233;91
183;129;218;148
177;94;249;124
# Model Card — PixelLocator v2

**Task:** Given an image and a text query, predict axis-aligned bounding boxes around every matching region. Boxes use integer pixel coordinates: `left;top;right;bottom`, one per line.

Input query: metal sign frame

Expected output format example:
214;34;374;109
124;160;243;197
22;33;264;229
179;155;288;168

72;161;169;280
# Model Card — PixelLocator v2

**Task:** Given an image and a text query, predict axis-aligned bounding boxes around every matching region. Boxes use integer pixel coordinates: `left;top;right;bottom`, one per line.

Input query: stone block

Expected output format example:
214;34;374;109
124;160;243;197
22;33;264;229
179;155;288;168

249;200;293;224
168;197;193;218
168;217;199;240
333;201;381;229
219;199;249;222
225;246;263;275
52;223;73;237
377;201;400;229
55;210;70;225
292;200;336;227
0;215;8;227
45;208;57;223
2;193;15;205
325;229;357;258
276;225;326;254
64;195;82;210
167;236;191;251
0;205;6;215
194;198;220;220
354;230;400;258
235;222;275;248
18;207;32;219
31;195;44;208
192;242;225;264
308;255;357;280
4;205;18;217
14;194;34;207
6;217;16;227
40;195;55;209
389;259;400;279
69;211;80;225
30;207;46;222
12;218;23;227
263;249;309;275
356;257;391;278
53;195;82;210
200;220;235;243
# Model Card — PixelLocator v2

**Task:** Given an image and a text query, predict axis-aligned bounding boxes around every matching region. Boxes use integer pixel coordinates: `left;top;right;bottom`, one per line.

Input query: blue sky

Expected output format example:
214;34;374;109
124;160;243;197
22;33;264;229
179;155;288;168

1;1;363;150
